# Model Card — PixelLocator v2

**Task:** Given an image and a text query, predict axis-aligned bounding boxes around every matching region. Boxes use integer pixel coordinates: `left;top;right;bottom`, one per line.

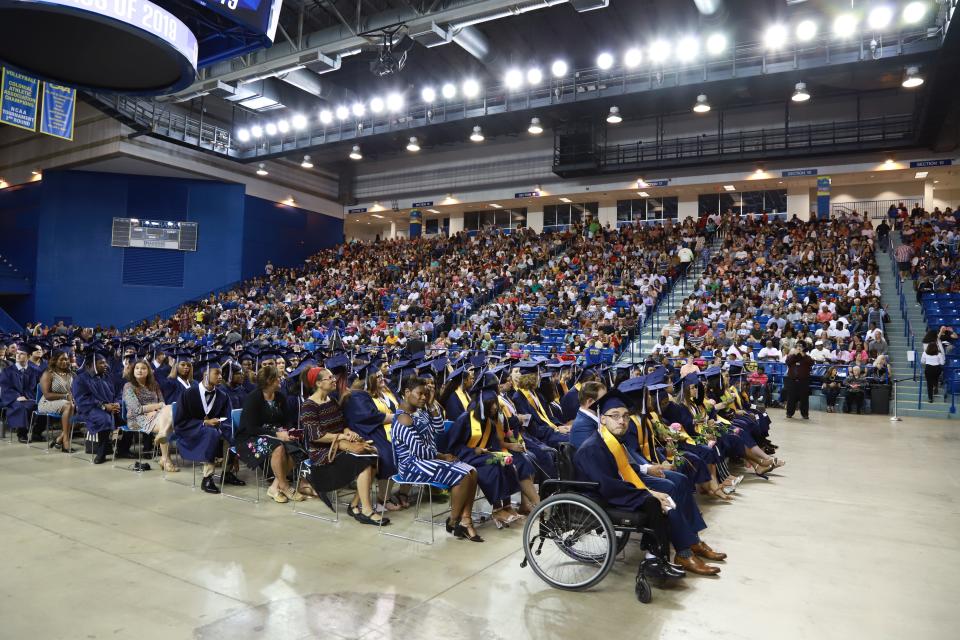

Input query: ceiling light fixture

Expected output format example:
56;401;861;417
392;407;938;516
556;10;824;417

528;117;543;134
490;203;503;209
706;33;727;56
915;171;928;179
551;60;568;77
596;52;614;70
462;79;480;98
277;119;290;133
792;82;811;102
648;40;671;64
470;125;484;142
335;105;349;120
723;185;736;191
441;83;456;99
301;155;313;169
349;145;362;160
559;197;572;203
406;136;420;152
833;14;858;38
421;87;436;103
527;67;543;85
868;6;893;30
251;125;263;138
351;102;365;117
370;96;385;113
693;94;711;113
291;113;307;130
237;128;250;142
256;163;268;176
386;92;404;112
903;2;927;24
606;106;622;124
319;110;332;125
624;47;643;68
505;68;524;90
638;191;650;197
764;24;788;50
902;66;924;88
427;209;441;214
264;122;278;136
676;36;700;62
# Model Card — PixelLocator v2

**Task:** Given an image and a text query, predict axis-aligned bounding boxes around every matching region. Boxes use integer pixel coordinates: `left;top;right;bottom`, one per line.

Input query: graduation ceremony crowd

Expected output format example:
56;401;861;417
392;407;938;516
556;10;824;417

1;214;790;586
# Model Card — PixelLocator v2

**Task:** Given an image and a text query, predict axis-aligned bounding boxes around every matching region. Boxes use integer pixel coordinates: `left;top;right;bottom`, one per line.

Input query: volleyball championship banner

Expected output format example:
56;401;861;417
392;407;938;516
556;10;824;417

0;67;39;131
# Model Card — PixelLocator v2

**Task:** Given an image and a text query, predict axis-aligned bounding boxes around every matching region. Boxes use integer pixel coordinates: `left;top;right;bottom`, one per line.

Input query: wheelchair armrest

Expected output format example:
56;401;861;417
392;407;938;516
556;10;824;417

540;479;601;498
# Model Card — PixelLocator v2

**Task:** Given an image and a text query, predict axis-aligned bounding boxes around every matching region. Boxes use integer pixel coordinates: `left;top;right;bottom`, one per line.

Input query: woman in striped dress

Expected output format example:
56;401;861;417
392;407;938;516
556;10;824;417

392;376;483;542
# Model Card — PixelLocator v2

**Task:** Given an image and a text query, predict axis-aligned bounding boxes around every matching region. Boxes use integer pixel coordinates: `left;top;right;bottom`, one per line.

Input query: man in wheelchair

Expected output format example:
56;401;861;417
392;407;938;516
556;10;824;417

574;390;726;577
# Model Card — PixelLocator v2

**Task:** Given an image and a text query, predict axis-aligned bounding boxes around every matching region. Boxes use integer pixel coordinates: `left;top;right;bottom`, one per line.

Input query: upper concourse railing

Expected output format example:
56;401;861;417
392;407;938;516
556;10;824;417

89;26;942;162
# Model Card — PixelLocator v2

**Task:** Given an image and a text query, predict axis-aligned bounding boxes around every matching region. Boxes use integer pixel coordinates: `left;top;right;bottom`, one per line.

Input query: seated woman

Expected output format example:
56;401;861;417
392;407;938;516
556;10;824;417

299;366;384;525
38;349;76;452
822;366;842;413
161;358;194;405
392;376;483;542
447;378;530;528
237;365;306;504
122;361;177;472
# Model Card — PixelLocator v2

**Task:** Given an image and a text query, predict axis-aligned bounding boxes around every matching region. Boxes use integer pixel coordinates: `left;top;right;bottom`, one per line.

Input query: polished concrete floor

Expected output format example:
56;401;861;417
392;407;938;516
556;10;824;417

1;409;958;640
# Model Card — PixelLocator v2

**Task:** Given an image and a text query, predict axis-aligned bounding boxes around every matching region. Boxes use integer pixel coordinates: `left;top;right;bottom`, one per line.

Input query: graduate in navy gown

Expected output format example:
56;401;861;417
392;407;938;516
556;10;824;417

71;349;120;463
0;342;41;442
511;362;570;449
440;365;475;422
574;391;726;576
568;380;606;450
160;353;194;405
220;361;250;410
495;370;550;487
172;363;231;494
558;367;599;424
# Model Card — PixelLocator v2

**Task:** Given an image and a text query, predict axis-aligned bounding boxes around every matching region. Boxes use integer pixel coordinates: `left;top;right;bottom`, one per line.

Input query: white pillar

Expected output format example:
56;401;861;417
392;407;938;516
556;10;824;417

389;220;397;239
678;195;698;221
526;208;544;233
924;180;935;210
788;185;812;221
449;213;464;234
598;204;617;229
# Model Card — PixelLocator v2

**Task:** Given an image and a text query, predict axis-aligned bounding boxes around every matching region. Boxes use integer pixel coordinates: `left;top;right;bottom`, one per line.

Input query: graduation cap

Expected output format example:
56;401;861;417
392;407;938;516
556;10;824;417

681;372;700;387
324;352;351;376
288;357;319;380
389;359;412;374
470;372;502;418
596;389;631;417
700;366;723;379
516;361;541;374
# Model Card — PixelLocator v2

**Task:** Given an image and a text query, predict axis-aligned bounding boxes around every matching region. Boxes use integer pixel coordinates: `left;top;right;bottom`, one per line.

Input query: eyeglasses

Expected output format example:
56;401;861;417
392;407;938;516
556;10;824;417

603;412;630;422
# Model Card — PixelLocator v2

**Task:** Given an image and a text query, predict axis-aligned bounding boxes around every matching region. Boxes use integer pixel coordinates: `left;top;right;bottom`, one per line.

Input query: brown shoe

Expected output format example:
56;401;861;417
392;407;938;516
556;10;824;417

673;553;721;576
691;541;727;561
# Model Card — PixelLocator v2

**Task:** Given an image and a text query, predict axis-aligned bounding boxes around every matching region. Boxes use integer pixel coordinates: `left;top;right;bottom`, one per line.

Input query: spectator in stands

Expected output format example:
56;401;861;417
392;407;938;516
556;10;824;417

843;366;868;414
921;340;946;403
809;341;830;363
822;366;842;413
757;340;782;362
895;241;915;274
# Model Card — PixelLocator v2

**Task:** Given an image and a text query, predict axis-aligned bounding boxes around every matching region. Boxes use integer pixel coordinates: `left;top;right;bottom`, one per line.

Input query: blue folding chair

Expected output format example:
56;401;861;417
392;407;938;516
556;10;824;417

28;384;65;451
220;408;268;503
112;401;150;473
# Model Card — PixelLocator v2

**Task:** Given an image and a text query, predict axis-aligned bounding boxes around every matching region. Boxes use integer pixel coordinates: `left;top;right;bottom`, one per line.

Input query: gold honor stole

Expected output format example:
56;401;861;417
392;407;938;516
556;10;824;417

467;414;492;449
372;394;397;441
455;387;471;414
497;396;525;448
521;389;560;430
600;425;646;489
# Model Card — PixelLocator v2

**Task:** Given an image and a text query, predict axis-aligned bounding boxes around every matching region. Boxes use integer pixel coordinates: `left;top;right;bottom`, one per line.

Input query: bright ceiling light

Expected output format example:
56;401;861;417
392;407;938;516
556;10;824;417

277;119;290;133
648;40;671;64
421;86;436;102
351;102;365;117
596;52;614;70
251;125;263;138
676;36;700;62
606;106;622;124
319;109;333;125
915;171;928;179
559;197;572;203
833;14;858;38
792;81;811;102
301;155;313;169
236;128;250;142
764;24;788;50
693;94;711;113
335;105;349;120
470;125;484;142
551;59;568;77
528;117;543;134
903;2;927;24
868;6;893;30
256;163;268;176
386;93;404;112
723;185;736;191
291;113;307;130
441;83;456;99
637;191;650;197
796;20;818;42
370;96;385;113
462;79;480;98
884;157;895;167
706;33;727;56
527;67;543;85
902;66;924;88
264;122;278;135
490;203;503;209
349;145;362;160
505;68;524;89
406;136;420;152
624;48;643;68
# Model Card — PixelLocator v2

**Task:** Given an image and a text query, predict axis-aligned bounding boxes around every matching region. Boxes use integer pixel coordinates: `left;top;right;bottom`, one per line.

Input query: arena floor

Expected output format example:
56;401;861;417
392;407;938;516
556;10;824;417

1;409;957;640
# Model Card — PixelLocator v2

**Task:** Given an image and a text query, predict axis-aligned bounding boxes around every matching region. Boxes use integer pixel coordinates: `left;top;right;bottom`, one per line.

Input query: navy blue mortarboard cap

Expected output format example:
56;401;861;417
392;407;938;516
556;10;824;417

596;389;630;416
618;375;647;395
324;353;351;374
701;366;722;378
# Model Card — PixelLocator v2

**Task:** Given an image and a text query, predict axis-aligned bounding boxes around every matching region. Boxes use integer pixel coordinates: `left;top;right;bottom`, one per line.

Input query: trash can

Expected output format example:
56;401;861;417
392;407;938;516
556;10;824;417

871;385;891;415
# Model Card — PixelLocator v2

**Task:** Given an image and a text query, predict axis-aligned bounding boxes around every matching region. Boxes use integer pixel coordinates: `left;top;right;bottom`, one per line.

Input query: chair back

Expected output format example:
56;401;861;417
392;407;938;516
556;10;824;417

35;384;42;404
557;442;577;481
231;409;242;438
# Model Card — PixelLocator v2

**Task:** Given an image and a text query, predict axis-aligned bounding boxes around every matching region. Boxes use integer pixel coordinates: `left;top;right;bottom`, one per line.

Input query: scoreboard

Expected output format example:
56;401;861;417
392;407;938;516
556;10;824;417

192;0;284;43
112;218;198;251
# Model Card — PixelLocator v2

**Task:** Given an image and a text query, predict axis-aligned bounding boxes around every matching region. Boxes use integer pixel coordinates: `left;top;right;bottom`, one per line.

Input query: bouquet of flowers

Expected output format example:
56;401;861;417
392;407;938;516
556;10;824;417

486;451;514;466
247;436;272;460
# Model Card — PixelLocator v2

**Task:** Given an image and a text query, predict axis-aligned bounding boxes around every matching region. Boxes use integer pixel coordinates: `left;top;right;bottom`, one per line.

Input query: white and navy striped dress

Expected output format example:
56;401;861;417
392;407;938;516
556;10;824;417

392;409;474;487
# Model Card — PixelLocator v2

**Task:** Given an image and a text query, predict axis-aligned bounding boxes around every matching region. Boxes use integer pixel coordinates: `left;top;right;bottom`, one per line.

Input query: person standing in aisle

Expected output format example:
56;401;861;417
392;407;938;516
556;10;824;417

784;344;814;419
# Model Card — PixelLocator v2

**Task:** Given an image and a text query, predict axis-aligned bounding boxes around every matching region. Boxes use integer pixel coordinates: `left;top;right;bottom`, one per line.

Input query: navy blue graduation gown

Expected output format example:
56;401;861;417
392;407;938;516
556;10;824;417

71;370;117;434
559;387;581;424
661;402;722;467
220;383;248;412
443;389;470;422
569;409;599;450
448;412;519;504
160;376;192;405
511;390;568;448
0;365;40;428
172;384;229;462
341;390;396;479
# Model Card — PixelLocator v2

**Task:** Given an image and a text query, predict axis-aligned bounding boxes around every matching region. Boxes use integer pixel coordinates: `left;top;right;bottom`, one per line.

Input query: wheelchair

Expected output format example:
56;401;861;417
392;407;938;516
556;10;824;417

519;443;663;603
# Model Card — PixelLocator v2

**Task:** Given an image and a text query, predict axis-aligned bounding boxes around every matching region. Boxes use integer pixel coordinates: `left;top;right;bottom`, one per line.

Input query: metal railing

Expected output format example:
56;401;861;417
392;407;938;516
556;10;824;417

833;198;924;220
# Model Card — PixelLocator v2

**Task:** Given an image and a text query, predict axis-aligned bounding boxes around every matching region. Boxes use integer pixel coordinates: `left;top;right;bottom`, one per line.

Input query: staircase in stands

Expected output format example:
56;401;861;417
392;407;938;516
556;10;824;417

620;235;720;363
879;235;952;418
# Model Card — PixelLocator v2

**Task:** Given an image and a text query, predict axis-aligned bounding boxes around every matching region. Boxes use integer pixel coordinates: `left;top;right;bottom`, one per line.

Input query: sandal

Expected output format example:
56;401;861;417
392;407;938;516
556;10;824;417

281;487;306;502
711;487;733;501
159;458;179;473
379;498;402;512
266;487;289;504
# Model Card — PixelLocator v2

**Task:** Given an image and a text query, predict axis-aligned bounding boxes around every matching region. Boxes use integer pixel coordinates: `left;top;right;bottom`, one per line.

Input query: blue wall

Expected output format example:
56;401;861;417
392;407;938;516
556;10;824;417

0;170;343;328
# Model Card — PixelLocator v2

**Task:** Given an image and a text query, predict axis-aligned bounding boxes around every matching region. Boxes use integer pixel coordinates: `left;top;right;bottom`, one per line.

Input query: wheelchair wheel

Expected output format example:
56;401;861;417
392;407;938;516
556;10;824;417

635;576;652;603
522;493;617;591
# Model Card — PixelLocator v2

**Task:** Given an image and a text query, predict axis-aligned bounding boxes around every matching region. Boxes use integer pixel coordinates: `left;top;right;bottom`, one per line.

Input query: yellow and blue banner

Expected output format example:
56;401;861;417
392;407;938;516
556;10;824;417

0;67;40;132
40;82;76;141
816;176;831;220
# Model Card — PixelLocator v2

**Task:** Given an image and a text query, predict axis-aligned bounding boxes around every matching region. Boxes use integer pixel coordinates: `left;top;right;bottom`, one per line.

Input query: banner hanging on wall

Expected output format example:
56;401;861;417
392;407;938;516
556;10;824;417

0;67;39;131
39;82;76;140
409;209;423;239
816;176;831;220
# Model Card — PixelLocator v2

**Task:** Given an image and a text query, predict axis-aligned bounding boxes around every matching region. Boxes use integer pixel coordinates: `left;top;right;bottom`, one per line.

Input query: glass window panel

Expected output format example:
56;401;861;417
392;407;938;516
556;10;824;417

742;190;764;215
764;189;787;212
698;194;719;216
465;211;480;231
543;205;557;227
662;197;679;220
511;208;527;229
718;193;739;216
480;211;497;228
617;200;632;221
